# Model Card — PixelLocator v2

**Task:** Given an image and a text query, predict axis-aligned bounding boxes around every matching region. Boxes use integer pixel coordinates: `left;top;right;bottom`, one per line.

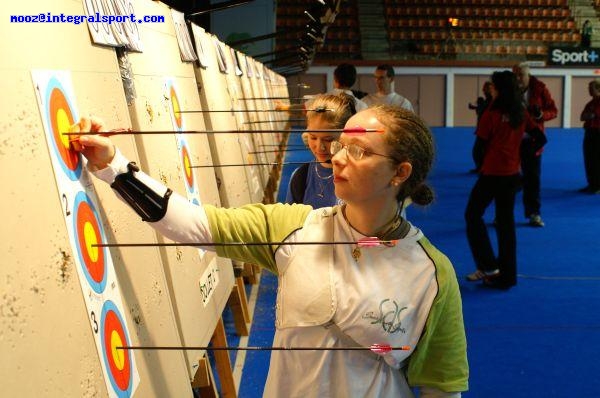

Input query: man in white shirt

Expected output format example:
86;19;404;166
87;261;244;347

363;65;414;112
330;63;368;112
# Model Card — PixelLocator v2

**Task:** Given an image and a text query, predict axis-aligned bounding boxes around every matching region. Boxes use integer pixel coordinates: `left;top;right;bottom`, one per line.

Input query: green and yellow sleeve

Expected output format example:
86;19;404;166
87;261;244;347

407;237;469;393
203;203;312;274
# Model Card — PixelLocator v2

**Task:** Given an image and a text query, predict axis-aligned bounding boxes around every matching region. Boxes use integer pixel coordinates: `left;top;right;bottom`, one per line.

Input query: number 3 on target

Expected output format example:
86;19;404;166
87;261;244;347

91;310;99;333
62;193;71;217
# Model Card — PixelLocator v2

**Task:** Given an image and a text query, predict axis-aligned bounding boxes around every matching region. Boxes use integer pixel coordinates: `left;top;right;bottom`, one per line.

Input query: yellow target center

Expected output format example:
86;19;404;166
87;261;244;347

83;222;99;262
184;155;191;175
56;109;72;149
110;330;126;371
171;89;182;128
172;95;180;115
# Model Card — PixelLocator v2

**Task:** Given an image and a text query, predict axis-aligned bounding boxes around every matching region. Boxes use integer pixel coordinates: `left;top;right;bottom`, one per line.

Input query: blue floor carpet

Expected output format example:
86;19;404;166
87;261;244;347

233;127;600;397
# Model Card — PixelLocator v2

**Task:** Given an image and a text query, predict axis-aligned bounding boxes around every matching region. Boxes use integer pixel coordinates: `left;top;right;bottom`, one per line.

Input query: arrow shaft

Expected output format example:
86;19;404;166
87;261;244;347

191;161;312;168
244;119;305;124
117;345;409;351
97;241;357;248
248;148;308;154
94;240;396;248
258;144;306;147
236;97;309;101
175;108;324;113
64;128;344;137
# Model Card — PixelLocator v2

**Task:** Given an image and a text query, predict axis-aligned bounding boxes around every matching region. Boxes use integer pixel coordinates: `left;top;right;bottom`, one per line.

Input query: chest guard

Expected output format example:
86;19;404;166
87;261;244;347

276;206;338;329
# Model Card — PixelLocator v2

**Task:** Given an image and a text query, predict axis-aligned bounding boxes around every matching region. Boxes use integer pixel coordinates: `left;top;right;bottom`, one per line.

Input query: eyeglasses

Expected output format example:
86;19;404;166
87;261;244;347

330;141;396;161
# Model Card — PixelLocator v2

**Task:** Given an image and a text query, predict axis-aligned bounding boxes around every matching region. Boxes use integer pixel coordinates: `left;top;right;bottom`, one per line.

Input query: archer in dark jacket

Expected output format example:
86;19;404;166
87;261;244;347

512;63;558;227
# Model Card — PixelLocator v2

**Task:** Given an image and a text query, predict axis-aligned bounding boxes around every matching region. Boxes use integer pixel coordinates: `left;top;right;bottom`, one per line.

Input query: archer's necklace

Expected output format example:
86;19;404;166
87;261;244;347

314;163;333;198
342;205;410;261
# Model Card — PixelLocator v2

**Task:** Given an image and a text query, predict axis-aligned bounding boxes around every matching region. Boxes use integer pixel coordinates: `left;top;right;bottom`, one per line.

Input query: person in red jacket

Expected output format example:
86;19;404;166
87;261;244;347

512;63;557;227
465;70;546;289
579;79;600;194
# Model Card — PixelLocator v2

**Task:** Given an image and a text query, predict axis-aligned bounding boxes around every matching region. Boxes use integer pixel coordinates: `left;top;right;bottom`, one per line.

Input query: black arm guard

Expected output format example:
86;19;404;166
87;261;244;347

110;162;173;222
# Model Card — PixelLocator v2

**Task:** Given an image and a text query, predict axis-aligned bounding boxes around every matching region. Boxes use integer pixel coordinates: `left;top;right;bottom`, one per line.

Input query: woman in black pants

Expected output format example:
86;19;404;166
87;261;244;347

464;71;545;289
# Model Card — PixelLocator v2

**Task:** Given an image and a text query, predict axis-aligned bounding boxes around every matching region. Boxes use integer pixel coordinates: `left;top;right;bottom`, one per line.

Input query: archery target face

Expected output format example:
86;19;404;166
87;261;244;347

170;85;183;131
180;144;195;191
45;77;82;180
73;192;108;294
100;300;133;396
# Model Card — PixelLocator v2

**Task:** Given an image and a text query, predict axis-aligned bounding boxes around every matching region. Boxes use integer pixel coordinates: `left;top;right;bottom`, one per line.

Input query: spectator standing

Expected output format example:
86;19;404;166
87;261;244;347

582;20;593;48
512;63;557;227
330;63;368;112
363;65;414;112
465;71;546;289
579;79;600;194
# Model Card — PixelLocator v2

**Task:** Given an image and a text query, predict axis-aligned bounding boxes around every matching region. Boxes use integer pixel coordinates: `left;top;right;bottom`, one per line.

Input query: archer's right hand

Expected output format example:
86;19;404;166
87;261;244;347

70;116;116;171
